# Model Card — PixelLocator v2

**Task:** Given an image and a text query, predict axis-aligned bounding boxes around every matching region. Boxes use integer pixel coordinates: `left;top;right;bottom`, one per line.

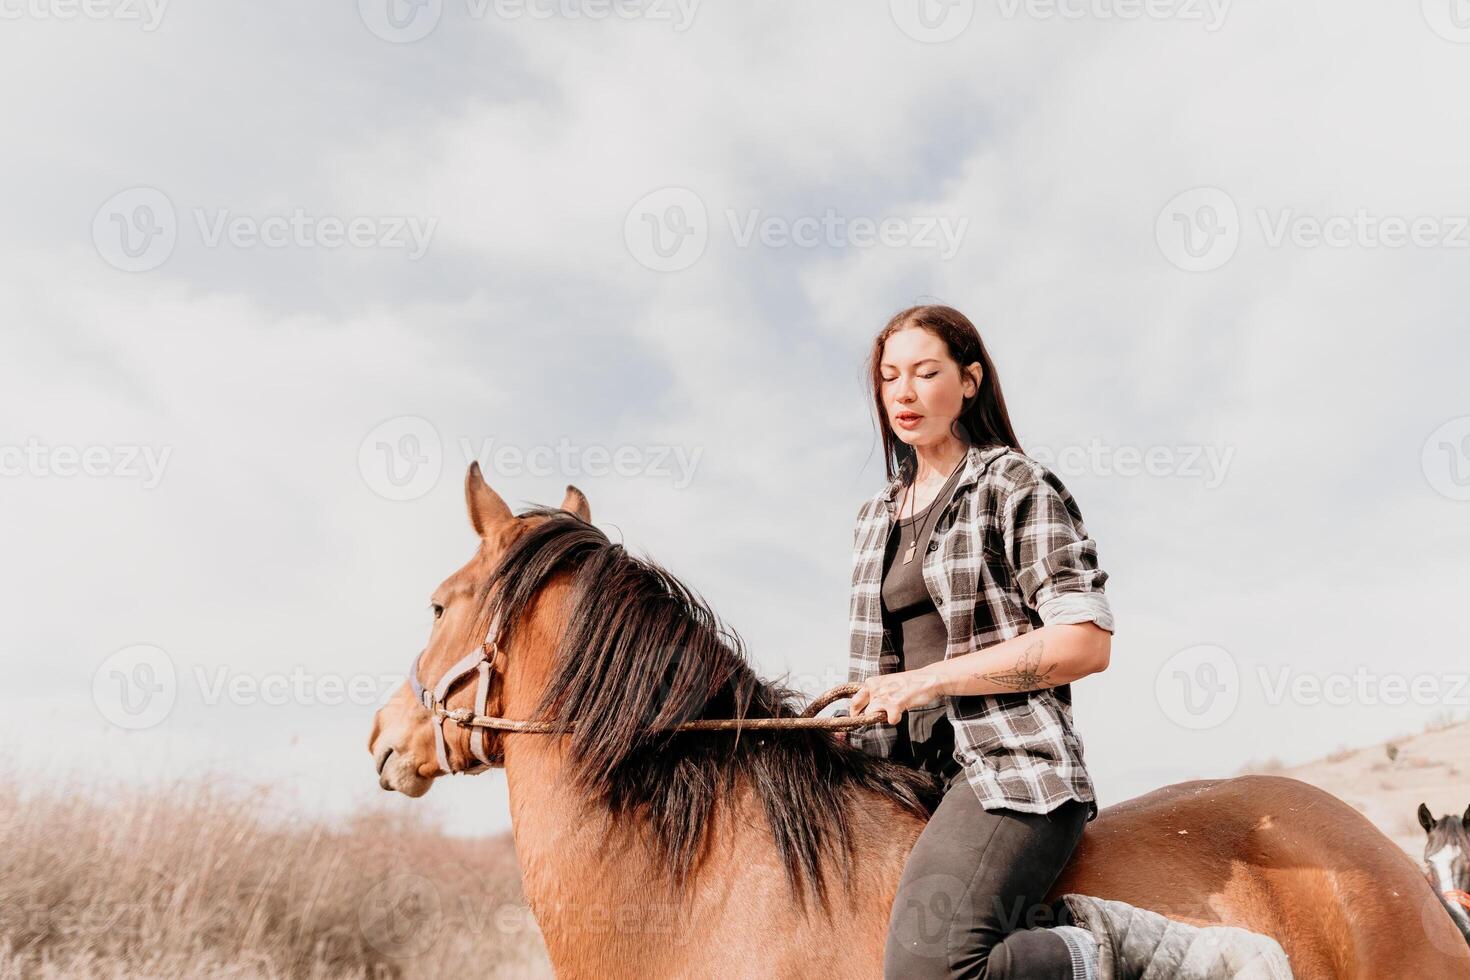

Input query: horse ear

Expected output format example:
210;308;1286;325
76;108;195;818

1418;803;1436;833
1462;803;1470;830
561;484;591;523
465;462;513;538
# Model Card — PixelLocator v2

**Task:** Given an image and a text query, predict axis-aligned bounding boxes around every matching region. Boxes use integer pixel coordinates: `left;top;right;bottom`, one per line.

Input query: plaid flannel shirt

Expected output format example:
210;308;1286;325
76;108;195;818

845;443;1114;821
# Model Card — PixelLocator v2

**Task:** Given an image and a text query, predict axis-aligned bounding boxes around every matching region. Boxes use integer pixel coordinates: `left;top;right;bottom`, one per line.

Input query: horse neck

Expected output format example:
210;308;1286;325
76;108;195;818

493;583;922;974
499;734;734;975
500;732;923;976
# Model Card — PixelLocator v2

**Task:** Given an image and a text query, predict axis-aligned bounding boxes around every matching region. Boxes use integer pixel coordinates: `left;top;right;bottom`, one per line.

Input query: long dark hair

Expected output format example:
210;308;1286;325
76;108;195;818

867;304;1022;484
478;508;942;915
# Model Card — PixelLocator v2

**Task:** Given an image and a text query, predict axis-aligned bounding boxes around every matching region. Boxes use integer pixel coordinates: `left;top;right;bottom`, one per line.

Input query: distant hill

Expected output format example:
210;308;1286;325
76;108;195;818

1239;717;1470;862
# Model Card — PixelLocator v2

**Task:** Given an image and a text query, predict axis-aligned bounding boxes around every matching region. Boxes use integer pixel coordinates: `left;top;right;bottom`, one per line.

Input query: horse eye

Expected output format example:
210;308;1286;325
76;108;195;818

432;604;445;620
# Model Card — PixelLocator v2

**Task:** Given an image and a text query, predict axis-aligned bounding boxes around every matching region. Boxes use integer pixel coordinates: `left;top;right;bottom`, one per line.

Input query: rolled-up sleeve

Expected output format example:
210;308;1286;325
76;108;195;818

1000;461;1115;633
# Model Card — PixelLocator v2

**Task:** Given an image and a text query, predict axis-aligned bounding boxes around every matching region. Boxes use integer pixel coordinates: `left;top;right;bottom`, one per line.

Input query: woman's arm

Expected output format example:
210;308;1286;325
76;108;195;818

848;622;1110;724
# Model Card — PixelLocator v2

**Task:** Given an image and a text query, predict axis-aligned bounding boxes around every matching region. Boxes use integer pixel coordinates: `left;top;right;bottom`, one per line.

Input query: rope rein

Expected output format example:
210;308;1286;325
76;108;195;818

432;680;889;734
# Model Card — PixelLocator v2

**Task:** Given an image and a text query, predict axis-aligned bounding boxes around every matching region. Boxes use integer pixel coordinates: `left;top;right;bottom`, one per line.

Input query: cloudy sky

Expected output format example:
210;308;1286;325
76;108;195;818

3;0;1468;836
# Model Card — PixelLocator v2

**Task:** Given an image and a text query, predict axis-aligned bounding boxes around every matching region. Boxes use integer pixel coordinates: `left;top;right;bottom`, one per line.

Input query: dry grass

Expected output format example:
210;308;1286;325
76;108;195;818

1425;709;1465;733
0;772;552;979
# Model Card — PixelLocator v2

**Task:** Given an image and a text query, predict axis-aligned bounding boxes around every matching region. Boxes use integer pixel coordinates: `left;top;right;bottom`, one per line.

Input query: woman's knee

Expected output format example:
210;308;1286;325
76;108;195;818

884;866;1011;978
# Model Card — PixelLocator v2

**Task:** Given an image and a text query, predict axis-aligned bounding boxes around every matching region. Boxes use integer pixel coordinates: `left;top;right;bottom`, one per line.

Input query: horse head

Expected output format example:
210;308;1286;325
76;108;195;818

1418;801;1470;897
367;461;590;796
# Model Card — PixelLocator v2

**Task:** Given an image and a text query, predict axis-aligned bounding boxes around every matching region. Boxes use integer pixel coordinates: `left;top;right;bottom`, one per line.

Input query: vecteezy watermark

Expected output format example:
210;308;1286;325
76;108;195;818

358;0;699;43
1155;187;1241;273
92;646;408;729
889;872;977;958
1156;644;1470;730
357;416;706;502
473;0;699;29
1158;186;1470;272
193;665;402;709
92;187;177;273
358;877;691;958
1423;416;1470;501
1154;643;1239;730
360;874;444;957
725;209;968;260
624;187;969;272
1256;209;1470;251
1025;440;1234;489
1256;665;1470;708
93;644;178;730
193;208;436;258
0;0;168;30
624;187;709;273
0;439;172;488
994;0;1231;30
358;416;444;503
359;0;443;42
91;186;437;272
498;898;696;941
890;0;976;43
1422;0;1470;43
891;0;1228;42
3;900;148;939
457;437;704;488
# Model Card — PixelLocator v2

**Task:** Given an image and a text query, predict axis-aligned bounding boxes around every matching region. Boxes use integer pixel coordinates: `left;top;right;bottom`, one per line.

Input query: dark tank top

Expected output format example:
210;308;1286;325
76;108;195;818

880;464;966;788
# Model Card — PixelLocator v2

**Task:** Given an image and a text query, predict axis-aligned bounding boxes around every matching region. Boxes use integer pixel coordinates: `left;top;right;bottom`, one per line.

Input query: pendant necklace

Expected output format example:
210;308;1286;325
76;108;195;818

900;450;965;565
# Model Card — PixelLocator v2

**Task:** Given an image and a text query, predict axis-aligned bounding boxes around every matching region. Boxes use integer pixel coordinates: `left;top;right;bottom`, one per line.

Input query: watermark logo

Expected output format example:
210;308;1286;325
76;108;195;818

1156;187;1240;272
357;424;704;502
1256;665;1470;708
1422;0;1470;43
1257;209;1470;250
1423;416;1470;501
725;209;968;259
94;652;405;724
889;872;977;960
193;665;402;708
0;439;173;488
624;188;970;270
471;0;700;30
458;437;703;489
0;0;169;30
1025;440;1234;489
1155;643;1239;730
994;0;1230;31
890;0;975;42
192;208;436;258
359;874;444;956
625;187;709;272
359;0;443;42
1159;188;1470;271
92;187;177;273
92;644;177;730
359;416;444;502
92;188;437;271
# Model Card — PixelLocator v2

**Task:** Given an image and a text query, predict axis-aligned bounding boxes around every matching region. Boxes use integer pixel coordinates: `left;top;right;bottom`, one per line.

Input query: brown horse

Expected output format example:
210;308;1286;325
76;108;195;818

367;465;1470;978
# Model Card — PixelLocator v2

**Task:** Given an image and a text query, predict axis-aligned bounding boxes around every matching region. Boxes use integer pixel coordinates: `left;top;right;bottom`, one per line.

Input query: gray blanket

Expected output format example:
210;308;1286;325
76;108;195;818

1059;893;1294;980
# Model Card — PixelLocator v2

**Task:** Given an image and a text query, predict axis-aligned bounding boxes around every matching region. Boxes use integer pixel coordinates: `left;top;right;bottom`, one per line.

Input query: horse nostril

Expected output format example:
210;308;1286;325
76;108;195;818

375;745;394;776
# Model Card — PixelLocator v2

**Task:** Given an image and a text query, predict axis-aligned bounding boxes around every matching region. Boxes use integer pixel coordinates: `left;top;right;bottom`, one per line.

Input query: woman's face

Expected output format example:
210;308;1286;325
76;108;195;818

879;326;980;449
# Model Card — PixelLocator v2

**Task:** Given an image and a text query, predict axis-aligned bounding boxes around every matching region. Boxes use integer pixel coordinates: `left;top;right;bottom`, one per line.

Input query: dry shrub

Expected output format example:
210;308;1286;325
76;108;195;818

0;771;551;979
1235;757;1284;775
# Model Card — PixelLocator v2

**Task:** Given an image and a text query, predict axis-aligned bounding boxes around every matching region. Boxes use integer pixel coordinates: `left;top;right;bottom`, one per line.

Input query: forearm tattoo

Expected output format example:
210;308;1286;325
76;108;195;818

976;638;1056;691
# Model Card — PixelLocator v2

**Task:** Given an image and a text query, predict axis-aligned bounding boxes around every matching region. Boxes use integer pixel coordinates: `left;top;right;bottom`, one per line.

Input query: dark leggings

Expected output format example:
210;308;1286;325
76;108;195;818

884;776;1089;979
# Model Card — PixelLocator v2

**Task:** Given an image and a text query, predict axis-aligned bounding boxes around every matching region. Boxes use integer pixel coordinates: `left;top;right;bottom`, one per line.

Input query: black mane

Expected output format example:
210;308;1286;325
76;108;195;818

480;506;941;914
